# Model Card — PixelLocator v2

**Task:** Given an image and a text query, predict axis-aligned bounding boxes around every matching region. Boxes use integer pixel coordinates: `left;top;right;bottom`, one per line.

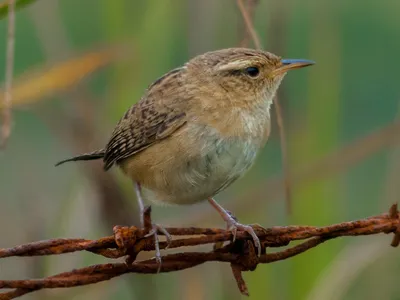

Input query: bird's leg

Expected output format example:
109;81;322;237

134;182;145;228
134;182;172;269
208;197;262;256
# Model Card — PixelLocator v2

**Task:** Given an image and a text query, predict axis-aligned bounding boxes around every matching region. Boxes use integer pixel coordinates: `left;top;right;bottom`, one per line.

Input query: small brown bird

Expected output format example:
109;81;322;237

56;48;314;256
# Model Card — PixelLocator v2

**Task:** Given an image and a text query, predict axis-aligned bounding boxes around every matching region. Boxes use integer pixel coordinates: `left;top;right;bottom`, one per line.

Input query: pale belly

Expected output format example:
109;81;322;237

120;124;262;205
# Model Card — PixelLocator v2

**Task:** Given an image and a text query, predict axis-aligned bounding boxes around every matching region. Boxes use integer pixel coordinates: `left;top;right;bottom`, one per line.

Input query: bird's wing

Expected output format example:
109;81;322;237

103;99;187;170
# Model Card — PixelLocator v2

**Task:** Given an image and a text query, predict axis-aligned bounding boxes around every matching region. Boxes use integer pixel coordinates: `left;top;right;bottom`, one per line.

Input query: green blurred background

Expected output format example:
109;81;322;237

1;0;400;299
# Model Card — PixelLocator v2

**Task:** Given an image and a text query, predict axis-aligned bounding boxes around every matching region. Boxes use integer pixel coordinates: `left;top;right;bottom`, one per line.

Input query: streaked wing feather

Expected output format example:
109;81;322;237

103;102;186;170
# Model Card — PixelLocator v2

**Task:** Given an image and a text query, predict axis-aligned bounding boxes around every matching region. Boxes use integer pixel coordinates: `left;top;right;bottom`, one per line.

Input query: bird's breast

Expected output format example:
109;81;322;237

121;121;264;205
120;100;272;205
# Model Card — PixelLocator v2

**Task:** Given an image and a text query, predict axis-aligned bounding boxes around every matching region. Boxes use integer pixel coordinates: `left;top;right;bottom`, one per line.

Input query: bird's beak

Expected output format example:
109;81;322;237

272;59;315;77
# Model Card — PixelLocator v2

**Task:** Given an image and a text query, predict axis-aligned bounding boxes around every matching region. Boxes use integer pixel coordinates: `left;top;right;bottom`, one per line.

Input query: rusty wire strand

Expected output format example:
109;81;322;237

0;204;399;299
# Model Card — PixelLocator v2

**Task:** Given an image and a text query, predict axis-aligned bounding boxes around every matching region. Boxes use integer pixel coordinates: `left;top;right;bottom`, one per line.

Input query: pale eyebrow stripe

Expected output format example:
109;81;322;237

215;59;255;72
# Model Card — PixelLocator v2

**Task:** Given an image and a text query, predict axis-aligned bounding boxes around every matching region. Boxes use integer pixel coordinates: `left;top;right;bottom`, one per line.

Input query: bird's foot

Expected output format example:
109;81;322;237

225;218;262;257
135;184;172;272
142;206;172;272
144;223;172;273
207;198;262;257
145;223;172;245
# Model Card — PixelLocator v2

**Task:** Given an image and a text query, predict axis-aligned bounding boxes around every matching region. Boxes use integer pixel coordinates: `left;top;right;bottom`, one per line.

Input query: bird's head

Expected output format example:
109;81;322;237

187;48;314;107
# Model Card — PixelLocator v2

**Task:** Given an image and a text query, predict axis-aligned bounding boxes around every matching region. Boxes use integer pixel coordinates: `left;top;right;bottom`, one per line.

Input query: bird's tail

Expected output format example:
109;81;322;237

55;149;105;166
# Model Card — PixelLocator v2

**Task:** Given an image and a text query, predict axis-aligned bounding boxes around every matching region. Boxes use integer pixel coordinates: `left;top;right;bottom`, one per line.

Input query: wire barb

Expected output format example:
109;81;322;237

389;203;400;247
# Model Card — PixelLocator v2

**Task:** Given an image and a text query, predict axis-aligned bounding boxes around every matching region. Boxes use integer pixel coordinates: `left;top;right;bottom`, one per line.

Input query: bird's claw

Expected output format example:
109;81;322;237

144;223;172;272
227;221;262;257
144;223;172;246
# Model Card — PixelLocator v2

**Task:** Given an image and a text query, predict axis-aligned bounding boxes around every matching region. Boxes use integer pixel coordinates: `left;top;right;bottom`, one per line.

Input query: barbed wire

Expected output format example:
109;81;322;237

0;204;399;299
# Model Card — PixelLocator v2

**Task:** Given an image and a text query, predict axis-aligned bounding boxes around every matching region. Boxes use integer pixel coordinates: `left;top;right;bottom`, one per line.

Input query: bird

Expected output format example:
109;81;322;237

56;48;314;257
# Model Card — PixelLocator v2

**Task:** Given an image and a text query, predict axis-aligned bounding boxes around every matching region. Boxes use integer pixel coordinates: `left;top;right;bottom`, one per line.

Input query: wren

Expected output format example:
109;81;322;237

56;48;314;257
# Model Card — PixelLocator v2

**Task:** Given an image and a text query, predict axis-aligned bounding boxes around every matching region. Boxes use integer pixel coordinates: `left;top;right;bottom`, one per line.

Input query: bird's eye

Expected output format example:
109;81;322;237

244;66;260;77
